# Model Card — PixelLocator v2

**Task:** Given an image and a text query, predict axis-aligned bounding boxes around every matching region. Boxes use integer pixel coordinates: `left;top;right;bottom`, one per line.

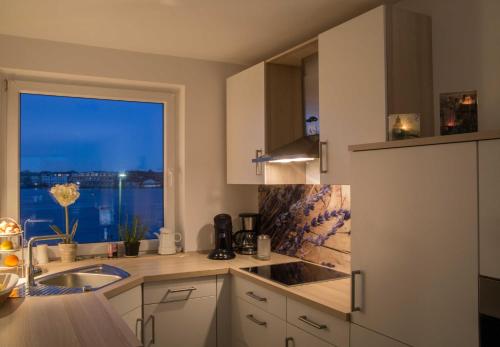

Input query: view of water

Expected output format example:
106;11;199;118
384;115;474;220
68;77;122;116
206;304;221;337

20;188;164;243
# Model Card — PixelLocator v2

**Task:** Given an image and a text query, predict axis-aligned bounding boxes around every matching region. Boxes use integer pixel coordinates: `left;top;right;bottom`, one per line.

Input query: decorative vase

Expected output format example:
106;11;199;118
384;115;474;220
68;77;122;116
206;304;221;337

124;241;140;257
58;243;77;263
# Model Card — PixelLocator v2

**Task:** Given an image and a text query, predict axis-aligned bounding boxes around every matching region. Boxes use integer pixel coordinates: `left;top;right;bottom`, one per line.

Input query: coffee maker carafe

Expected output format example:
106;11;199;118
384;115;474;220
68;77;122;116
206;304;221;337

208;214;236;260
234;213;260;255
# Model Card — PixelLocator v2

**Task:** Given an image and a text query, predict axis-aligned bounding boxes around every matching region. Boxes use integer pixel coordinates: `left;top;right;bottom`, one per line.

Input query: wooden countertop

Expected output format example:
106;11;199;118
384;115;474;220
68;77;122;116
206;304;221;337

0;251;351;347
348;129;500;152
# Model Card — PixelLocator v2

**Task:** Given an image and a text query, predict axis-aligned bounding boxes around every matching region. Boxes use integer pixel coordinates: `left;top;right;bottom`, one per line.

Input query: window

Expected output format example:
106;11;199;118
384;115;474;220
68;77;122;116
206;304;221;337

2;80;175;245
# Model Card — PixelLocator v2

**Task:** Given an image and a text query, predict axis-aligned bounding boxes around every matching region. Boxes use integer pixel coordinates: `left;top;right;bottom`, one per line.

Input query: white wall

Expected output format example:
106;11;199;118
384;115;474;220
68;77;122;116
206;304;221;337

396;0;500;133
0;34;257;252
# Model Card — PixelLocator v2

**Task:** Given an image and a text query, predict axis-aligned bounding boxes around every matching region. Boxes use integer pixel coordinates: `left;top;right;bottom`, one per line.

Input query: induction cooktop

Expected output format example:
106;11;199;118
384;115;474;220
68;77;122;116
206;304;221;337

241;261;349;286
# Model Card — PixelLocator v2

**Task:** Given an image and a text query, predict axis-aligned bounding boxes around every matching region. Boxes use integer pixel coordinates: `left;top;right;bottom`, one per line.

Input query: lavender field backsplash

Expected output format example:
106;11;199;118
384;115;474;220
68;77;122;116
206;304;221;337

259;185;351;273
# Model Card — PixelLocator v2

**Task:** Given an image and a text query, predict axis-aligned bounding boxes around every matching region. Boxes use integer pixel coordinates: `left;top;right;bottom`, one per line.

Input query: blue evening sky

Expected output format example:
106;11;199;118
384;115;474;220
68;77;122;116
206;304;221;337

20;93;164;172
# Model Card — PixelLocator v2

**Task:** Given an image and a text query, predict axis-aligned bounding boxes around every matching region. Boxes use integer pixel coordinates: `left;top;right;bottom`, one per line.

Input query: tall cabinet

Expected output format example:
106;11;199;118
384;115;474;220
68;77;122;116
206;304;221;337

350;142;479;347
479;139;500;278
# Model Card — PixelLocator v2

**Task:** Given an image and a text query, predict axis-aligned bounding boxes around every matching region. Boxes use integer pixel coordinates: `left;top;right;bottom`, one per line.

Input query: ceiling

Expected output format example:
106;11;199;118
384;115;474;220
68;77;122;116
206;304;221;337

0;0;390;65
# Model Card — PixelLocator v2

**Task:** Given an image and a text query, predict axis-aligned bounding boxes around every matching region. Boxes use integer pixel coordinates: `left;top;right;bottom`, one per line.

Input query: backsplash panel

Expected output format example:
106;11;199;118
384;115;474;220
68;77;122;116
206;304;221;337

258;185;351;273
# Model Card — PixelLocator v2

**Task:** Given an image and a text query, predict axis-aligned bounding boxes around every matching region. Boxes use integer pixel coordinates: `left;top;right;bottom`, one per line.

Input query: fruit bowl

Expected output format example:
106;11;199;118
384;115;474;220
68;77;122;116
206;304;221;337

0;217;22;236
0;273;19;305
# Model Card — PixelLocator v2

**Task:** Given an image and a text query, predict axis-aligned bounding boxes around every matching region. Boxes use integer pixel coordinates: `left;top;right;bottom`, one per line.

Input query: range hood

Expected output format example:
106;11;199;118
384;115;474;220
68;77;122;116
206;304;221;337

254;51;320;165
252;135;319;163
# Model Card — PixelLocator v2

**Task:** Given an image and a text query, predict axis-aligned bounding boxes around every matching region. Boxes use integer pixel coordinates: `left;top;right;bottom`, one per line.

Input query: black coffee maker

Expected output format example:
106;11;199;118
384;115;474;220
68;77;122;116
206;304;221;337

208;214;236;260
234;213;260;255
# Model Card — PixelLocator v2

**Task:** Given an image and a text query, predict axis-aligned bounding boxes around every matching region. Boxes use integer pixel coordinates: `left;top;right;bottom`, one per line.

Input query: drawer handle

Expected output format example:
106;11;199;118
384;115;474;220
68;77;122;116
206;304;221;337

246;314;267;327
298;315;327;330
167;286;197;294
164;286;197;301
285;337;294;347
246;291;267;302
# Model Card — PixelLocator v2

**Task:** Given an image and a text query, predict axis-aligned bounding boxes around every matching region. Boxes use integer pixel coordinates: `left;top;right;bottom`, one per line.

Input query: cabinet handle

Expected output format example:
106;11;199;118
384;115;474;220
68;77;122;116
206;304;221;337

285;337;294;347
351;270;362;312
246;291;267;302
255;149;263;175
147;314;155;345
167;286;197;294
135;318;143;343
319;141;328;173
246;314;267;327
298;315;327;330
164;286;197;301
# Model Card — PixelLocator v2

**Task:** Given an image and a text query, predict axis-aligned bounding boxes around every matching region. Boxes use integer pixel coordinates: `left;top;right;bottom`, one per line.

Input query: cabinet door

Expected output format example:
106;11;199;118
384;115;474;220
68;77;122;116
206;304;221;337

227;62;265;184
479;139;500;278
351;142;479;347
143;296;216;347
121;306;143;343
286;323;333;347
318;6;387;184
109;285;142;316
350;324;407;347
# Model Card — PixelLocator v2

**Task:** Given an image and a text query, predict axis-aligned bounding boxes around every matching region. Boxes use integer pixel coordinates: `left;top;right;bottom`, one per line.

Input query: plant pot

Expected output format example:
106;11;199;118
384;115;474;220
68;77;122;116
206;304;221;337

124;241;141;257
58;243;77;263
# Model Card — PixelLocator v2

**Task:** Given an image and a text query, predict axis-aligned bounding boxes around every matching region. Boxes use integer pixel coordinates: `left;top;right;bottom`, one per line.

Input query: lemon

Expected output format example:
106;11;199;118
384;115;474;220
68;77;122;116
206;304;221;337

0;240;13;250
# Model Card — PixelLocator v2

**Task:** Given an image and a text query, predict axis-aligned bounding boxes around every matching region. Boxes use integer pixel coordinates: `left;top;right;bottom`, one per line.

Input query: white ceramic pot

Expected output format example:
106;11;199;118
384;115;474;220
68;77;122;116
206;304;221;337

58;243;77;263
155;228;182;255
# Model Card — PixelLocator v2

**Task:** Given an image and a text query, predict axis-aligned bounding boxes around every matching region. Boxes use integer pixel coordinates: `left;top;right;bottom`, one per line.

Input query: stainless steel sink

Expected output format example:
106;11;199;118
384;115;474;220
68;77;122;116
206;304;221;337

17;264;130;296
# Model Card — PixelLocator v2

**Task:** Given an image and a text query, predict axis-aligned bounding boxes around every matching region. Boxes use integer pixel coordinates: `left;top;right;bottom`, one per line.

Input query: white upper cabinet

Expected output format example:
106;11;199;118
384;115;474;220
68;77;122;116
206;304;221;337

226;62;266;184
226;5;433;185
479;139;500;278
318;6;387;184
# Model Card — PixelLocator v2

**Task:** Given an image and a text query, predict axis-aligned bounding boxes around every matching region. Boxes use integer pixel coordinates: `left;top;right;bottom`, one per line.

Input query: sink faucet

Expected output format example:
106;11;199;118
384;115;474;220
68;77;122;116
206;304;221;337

26;235;65;287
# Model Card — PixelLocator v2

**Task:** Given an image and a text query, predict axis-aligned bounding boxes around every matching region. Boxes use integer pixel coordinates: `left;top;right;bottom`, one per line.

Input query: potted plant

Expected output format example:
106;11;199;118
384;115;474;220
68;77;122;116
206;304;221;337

120;216;147;257
49;183;80;263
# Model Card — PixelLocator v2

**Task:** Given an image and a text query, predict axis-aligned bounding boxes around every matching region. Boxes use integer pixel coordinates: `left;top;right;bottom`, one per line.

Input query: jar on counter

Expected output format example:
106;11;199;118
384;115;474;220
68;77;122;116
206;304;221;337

257;234;271;260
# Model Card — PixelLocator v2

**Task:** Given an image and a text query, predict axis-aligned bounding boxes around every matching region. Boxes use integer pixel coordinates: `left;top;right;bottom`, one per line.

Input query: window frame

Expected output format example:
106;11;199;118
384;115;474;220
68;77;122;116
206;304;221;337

2;80;176;253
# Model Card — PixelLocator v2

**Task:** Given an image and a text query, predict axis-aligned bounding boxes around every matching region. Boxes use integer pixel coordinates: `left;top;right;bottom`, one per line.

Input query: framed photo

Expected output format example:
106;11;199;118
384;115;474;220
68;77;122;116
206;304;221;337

440;91;478;135
387;113;421;141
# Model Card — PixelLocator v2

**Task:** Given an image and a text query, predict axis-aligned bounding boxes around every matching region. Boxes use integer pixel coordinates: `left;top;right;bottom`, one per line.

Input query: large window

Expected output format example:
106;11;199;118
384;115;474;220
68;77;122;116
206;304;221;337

19;92;165;243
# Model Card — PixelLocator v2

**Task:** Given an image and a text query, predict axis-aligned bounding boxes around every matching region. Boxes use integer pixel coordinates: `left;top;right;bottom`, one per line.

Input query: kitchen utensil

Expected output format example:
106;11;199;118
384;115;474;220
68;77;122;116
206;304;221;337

233;213;260;255
208;214;235;260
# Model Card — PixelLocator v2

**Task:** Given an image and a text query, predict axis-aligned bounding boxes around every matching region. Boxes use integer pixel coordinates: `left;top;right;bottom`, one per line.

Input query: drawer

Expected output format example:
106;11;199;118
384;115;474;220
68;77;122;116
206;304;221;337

232;297;286;347
287;297;349;347
109;285;142;316
233;275;286;319
286;323;334;347
144;276;216;304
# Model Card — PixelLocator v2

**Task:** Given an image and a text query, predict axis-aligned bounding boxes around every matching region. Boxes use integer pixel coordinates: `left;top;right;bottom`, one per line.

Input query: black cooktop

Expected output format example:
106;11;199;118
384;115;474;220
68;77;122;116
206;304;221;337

241;261;349;286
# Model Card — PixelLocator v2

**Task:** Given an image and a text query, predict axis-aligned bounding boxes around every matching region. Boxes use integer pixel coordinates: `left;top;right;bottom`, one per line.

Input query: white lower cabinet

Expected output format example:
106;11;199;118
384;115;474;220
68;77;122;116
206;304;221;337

231;296;286;347
108;285;143;343
286;323;333;347
231;275;349;347
144;296;217;347
121;306;143;341
287;297;349;347
143;276;217;347
350;324;408;347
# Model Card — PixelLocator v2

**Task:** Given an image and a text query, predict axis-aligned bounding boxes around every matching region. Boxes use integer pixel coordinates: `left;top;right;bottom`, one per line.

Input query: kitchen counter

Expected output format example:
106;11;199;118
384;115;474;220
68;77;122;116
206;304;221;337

348;129;500;152
0;251;351;347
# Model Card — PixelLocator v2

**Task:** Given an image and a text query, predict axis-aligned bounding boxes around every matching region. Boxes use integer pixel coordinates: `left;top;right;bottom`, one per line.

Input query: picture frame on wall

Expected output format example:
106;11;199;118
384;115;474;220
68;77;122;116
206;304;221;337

387;113;421;141
440;91;478;135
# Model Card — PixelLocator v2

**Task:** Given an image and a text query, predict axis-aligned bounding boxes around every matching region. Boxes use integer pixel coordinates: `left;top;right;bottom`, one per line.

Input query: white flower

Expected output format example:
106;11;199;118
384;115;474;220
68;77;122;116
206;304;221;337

50;183;80;207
